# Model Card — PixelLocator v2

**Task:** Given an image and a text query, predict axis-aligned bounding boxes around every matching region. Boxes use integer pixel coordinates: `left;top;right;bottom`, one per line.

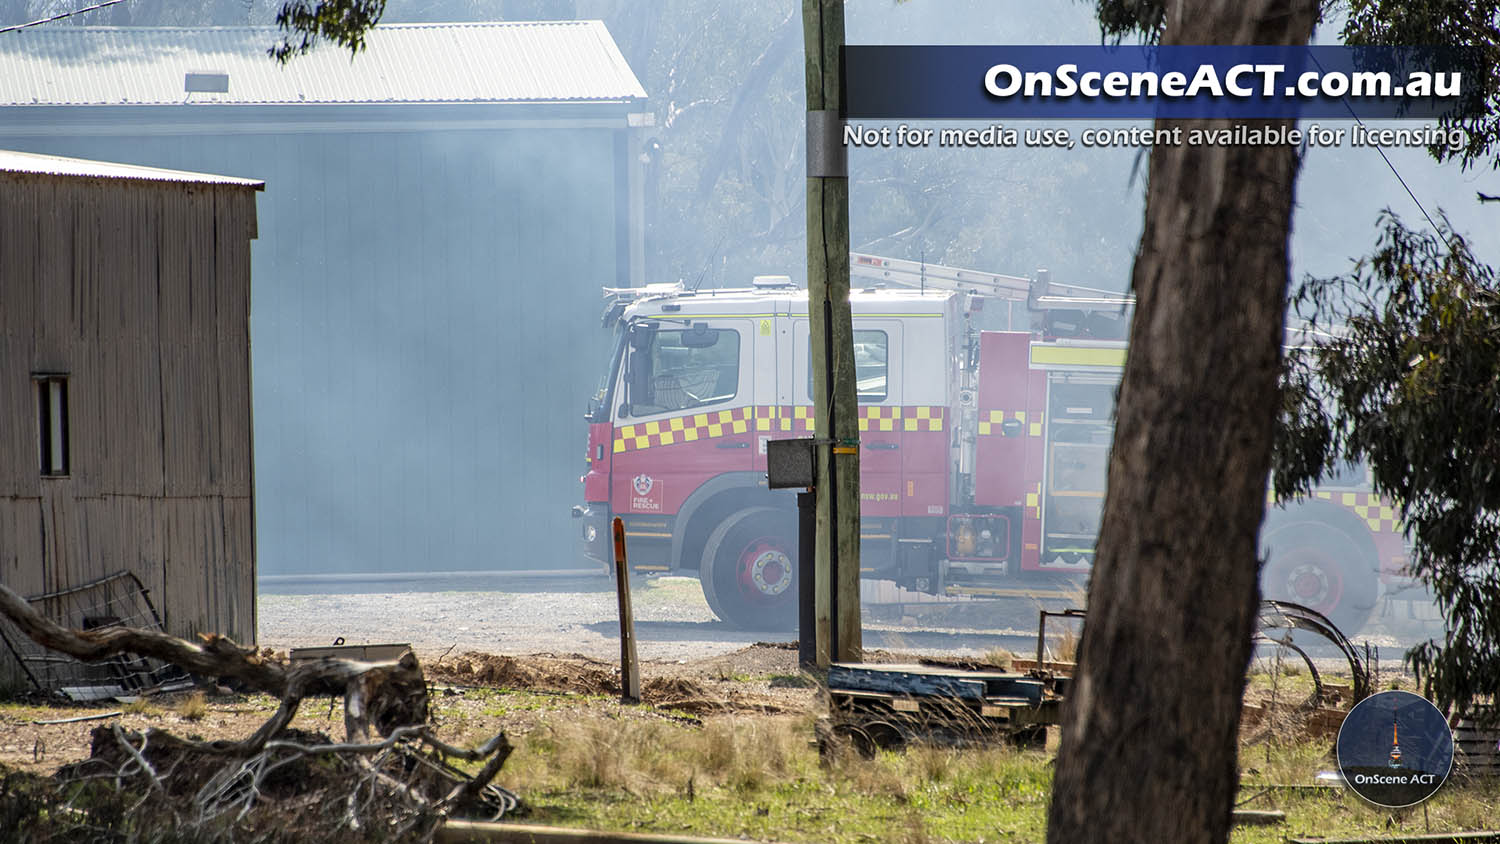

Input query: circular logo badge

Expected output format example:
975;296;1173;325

1336;690;1453;808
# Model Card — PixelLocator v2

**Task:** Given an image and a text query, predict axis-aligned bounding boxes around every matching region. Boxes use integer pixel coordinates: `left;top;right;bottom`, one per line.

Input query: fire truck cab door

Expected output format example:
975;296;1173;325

793;318;904;517
609;319;756;518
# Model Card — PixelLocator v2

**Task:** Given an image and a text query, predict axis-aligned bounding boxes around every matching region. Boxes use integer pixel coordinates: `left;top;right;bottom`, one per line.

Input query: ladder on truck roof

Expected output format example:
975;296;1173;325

599;254;1141;335
851;252;1134;340
850;253;1134;313
848;253;1344;347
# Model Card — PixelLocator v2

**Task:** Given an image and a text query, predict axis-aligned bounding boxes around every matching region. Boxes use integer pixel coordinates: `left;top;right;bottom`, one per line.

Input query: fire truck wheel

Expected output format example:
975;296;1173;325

700;506;798;630
1260;522;1377;635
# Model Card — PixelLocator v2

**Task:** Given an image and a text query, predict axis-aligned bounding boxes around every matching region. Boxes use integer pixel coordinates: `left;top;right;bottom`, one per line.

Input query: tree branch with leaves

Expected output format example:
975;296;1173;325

1276;211;1500;718
270;0;386;62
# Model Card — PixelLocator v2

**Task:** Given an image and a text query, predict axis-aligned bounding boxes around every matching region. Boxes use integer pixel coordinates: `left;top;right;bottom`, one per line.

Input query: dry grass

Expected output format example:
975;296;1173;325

176;691;208;721
509;713;806;797
981;647;1015;671
119;697;162;717
1055;627;1079;663
502;705;1058;842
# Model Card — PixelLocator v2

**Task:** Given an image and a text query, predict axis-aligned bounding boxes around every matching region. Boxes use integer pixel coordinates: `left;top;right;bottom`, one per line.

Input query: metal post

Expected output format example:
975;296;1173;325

611;517;641;703
798;490;816;669
1036;609;1048;669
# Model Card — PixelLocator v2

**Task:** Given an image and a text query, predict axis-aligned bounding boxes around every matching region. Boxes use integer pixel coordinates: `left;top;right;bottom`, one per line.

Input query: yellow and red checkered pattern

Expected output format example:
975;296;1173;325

1270;488;1403;535
613;405;945;453
775;405;815;433
1315;490;1401;535
614;407;752;453
977;409;1043;437
861;405;945;433
1024;481;1042;518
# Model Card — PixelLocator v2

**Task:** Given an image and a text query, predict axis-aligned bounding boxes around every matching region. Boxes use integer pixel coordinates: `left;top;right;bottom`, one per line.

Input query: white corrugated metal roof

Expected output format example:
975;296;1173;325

0;21;646;106
0;148;264;186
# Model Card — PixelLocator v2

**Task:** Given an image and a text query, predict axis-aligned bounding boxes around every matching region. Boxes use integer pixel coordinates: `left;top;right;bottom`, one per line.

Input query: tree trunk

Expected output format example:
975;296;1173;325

1044;2;1318;843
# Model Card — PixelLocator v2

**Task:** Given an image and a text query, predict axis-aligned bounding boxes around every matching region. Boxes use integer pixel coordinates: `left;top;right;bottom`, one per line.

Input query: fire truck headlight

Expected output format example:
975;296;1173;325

585;525;598;543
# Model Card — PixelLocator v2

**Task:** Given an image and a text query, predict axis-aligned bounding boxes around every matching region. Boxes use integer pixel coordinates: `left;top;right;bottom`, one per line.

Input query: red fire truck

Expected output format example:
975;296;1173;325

574;255;1409;634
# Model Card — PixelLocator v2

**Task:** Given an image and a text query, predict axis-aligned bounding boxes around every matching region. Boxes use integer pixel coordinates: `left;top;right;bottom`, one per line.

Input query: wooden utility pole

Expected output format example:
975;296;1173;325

802;0;861;665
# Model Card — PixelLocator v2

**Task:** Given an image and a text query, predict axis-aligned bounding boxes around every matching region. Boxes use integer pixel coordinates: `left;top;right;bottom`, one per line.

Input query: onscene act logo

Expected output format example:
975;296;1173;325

1336;690;1454;808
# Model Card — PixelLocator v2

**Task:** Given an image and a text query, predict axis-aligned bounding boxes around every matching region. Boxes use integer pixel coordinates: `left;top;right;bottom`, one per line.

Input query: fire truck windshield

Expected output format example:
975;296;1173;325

621;325;742;417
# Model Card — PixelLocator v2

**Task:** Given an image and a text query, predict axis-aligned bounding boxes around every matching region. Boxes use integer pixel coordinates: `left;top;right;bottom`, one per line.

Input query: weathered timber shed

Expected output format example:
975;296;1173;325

0;22;649;575
0;150;262;672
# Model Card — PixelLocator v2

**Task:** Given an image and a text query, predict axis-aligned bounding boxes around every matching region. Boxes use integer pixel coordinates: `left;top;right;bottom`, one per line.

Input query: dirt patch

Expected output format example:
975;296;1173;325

0;691;292;776
430;645;818;716
434;652;620;695
673;642;801;682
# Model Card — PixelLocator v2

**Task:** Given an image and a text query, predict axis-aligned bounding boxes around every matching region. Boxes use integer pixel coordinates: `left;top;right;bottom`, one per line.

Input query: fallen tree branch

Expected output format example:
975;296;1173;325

2;578;517;839
0;581;284;693
0;580;428;741
420;728;510;761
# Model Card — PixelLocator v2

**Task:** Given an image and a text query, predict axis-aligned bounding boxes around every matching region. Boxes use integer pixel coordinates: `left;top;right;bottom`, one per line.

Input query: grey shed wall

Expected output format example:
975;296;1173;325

0;125;625;575
0;170;259;646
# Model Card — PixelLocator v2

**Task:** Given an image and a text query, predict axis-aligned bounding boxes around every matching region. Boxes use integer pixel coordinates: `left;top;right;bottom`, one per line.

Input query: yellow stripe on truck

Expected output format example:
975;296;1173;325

1030;345;1127;368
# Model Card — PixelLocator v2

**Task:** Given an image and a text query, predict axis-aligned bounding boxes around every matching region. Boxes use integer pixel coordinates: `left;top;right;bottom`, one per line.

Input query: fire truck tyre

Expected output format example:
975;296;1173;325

701;507;798;631
1260;523;1378;635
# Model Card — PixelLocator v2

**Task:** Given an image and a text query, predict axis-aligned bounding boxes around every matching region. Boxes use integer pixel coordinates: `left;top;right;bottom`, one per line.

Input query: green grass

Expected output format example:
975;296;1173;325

488;713;1498;844
631;576;710;610
3;681;1494;842
506;715;1049;843
1234;783;1499;844
1244;664;1321;699
464;687;611;718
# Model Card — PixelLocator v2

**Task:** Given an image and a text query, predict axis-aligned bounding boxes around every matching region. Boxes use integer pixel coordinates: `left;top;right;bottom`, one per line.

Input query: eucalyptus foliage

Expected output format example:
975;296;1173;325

1342;0;1500;168
1095;0;1500;166
1275;212;1500;715
270;0;386;61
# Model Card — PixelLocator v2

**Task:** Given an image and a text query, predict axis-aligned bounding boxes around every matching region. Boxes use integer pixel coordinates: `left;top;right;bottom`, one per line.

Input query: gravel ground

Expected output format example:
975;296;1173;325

257;572;1441;671
256;574;1047;663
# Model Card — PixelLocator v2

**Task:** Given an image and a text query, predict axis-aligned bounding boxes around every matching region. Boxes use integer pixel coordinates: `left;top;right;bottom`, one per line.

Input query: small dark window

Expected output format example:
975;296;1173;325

34;375;69;476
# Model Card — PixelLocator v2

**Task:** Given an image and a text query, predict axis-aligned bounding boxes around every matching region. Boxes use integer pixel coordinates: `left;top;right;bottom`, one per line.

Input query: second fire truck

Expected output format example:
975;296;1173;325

574;255;1408;634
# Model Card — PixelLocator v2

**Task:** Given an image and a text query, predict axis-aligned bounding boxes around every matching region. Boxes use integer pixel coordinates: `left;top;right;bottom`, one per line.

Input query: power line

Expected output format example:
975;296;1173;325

1344;110;1434;233
1307;50;1441;232
0;0;126;34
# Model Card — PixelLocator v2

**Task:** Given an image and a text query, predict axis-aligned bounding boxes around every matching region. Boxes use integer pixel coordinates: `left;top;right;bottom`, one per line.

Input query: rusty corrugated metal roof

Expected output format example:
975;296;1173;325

0;148;264;186
0;21;647;106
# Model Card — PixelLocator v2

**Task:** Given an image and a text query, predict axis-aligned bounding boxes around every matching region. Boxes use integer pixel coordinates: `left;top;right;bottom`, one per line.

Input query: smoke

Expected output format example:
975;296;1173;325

0;2;1492;580
0;124;616;575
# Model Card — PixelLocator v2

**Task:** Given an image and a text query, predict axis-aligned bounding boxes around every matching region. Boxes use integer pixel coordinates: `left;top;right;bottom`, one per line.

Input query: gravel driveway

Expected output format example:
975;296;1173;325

256;573;1044;662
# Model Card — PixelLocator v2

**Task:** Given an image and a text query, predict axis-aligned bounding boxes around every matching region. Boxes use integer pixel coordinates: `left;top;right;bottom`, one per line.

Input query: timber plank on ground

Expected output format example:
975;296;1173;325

439;820;775;844
1287;833;1500;844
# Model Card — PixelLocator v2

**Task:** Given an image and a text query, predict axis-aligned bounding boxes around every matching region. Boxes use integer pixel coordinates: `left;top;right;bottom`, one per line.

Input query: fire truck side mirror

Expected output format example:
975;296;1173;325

767;438;817;489
1001;419;1024;437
